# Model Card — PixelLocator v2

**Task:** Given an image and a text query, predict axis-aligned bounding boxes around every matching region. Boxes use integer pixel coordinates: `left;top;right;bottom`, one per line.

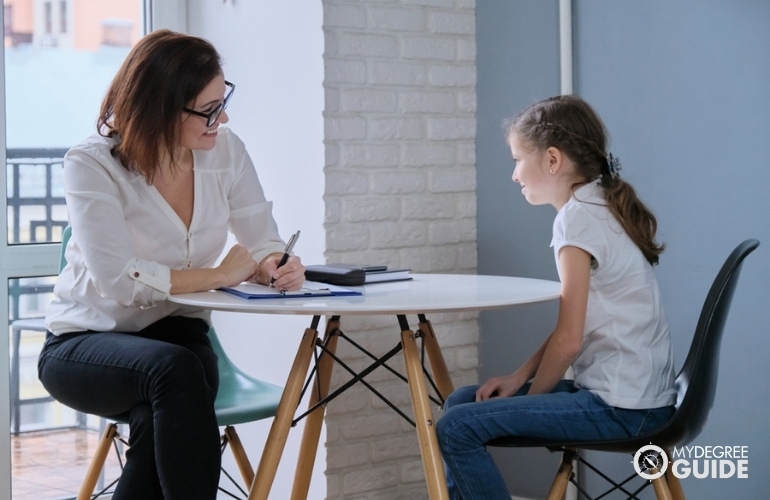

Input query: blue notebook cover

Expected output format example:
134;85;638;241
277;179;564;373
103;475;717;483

220;281;362;300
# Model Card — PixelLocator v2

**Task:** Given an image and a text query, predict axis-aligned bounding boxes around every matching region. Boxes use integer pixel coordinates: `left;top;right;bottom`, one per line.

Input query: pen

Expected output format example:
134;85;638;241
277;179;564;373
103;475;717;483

270;230;300;287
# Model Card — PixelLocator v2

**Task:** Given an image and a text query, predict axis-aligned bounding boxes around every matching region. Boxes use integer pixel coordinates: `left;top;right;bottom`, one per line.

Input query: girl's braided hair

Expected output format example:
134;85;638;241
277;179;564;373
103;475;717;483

507;95;664;265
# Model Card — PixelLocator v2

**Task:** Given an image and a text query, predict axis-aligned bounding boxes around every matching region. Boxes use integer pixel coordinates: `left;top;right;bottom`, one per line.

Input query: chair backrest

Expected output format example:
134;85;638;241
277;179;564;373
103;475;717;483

60;225;72;272
660;239;759;447
206;325;246;389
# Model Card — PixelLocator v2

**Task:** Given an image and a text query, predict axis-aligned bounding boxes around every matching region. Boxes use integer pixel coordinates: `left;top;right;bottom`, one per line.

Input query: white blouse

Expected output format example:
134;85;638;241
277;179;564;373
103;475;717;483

45;127;286;335
551;180;676;410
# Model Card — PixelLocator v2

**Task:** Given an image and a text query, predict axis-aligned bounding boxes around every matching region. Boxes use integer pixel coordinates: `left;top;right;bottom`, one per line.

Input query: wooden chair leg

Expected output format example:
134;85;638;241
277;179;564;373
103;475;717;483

546;448;575;500
651;470;674;500
665;462;685;500
223;426;255;488
78;423;118;500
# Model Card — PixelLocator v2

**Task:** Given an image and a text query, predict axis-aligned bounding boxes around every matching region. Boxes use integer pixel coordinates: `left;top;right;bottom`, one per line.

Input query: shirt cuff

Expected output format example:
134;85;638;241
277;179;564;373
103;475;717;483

127;262;172;306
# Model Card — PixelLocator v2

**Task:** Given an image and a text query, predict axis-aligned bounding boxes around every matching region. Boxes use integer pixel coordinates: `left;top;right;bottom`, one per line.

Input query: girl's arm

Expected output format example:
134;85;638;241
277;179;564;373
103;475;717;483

527;245;591;395
475;245;591;401
475;334;550;401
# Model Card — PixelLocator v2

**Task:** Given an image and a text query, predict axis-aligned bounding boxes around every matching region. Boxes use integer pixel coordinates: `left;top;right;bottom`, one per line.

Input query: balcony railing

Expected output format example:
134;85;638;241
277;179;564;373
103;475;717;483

7;148;72;434
7;147;69;245
6;148;69;324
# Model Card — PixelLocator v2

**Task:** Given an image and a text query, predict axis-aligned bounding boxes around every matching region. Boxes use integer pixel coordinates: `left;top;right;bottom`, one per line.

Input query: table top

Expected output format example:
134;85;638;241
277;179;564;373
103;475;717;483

168;273;561;316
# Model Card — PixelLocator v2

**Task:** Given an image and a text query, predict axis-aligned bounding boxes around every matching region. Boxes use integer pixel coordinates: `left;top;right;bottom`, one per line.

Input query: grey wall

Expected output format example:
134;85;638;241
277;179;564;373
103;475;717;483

476;1;565;498
477;1;770;498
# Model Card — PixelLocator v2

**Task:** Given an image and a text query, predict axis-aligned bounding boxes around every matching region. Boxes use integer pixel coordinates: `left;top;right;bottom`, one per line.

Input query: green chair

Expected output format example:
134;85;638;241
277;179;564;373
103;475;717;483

53;227;284;499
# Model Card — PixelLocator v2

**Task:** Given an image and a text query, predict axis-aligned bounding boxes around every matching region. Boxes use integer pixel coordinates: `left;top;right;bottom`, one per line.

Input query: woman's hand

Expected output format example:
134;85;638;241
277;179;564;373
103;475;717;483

254;254;306;291
475;372;527;402
217;245;260;288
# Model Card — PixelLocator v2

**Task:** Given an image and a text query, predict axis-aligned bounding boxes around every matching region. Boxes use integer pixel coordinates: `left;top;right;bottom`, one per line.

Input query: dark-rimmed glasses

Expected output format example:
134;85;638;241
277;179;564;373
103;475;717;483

183;81;235;127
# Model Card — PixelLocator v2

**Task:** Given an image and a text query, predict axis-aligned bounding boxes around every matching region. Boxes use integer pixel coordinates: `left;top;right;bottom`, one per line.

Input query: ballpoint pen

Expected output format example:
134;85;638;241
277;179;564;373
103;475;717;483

269;230;301;287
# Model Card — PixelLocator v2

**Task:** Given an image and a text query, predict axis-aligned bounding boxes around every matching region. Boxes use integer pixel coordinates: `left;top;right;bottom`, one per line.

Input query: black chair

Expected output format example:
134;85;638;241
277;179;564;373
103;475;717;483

488;239;760;500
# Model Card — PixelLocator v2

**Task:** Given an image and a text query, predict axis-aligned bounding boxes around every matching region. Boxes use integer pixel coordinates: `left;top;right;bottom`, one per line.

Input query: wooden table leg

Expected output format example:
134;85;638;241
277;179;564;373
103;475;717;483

248;324;319;500
401;327;450;500
418;315;454;401
290;316;341;500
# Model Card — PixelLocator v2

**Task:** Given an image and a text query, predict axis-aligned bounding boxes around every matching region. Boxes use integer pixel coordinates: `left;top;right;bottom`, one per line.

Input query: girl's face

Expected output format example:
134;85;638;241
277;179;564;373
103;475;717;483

180;74;230;152
509;134;554;206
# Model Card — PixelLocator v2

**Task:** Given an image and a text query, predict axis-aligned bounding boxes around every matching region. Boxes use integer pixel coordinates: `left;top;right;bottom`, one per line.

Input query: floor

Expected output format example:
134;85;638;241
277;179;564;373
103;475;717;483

11;426;251;500
11;427;124;500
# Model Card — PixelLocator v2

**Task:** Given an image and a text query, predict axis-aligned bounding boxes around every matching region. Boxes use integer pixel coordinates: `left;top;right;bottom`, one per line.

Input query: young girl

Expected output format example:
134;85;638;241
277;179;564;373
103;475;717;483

436;95;676;499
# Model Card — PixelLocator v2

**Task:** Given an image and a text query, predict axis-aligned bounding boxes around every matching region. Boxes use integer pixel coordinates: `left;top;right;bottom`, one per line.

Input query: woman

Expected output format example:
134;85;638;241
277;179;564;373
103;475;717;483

38;29;305;499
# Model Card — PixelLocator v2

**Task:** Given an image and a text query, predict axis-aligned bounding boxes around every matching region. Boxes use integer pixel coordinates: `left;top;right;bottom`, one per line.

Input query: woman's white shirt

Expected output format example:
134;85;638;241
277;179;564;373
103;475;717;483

551;180;677;409
45;127;286;335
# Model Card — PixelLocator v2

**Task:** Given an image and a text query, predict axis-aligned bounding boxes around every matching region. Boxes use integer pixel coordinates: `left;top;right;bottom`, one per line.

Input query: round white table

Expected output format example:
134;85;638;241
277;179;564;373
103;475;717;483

170;273;561;315
169;273;560;500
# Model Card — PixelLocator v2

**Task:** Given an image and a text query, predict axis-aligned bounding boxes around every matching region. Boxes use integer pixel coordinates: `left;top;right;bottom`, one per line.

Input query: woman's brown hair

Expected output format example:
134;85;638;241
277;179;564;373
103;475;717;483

97;29;222;183
507;95;665;265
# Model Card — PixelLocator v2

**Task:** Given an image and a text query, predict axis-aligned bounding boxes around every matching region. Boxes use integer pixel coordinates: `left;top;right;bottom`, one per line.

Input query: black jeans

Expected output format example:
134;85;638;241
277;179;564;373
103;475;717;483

38;316;221;500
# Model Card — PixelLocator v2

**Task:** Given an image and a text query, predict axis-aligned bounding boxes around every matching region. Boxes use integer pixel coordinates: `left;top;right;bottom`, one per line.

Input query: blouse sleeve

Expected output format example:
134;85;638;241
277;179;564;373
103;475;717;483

63;144;171;308
223;133;287;262
551;203;607;269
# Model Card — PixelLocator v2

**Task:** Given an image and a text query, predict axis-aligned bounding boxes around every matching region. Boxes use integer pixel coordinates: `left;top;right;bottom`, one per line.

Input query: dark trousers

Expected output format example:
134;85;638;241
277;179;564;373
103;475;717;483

38;316;221;500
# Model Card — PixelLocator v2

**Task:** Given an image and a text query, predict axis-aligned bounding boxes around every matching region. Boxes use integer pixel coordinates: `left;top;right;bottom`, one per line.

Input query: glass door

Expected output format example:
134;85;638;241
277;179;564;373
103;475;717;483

0;2;162;497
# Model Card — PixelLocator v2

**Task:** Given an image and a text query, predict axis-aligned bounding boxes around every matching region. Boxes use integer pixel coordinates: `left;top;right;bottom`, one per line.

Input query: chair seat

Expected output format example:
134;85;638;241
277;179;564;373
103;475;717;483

94;372;283;428
488;410;692;453
489;433;668;455
214;373;282;427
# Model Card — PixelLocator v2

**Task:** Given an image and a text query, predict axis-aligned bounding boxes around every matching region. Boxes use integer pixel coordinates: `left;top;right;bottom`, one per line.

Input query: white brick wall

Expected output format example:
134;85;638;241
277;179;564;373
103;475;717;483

323;0;477;498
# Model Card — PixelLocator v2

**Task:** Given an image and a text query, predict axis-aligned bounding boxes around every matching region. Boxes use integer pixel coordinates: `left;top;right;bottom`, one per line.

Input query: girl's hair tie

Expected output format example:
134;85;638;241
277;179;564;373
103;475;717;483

606;153;622;179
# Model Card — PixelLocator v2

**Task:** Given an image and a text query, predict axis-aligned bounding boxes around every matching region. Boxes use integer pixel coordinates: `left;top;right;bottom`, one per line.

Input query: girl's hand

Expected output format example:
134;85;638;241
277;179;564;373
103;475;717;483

254;254;306;291
217;245;260;287
476;373;526;401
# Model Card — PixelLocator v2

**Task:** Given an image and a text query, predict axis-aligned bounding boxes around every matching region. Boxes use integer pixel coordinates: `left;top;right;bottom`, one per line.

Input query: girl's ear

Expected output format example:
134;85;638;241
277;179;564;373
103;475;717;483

545;146;563;174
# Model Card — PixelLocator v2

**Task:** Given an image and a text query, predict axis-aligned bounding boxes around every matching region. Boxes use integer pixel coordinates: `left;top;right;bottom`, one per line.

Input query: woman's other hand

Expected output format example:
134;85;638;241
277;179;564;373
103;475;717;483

217;245;260;287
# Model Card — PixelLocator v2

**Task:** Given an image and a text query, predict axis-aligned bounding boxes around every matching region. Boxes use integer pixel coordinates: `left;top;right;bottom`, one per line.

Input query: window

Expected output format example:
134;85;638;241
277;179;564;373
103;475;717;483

3;1;149;497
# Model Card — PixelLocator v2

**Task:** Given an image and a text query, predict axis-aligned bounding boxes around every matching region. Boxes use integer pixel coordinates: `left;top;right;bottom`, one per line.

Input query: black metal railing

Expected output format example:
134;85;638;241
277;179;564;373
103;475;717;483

7;149;78;435
7;147;68;245
6;147;68;323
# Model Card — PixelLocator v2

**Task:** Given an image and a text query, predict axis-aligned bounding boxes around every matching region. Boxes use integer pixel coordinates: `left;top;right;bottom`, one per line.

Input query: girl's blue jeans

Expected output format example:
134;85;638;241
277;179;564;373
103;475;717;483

38;316;221;500
436;380;674;500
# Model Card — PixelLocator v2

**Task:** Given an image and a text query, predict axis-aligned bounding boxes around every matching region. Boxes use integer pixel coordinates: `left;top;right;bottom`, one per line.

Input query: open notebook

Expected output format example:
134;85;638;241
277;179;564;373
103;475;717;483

220;281;362;299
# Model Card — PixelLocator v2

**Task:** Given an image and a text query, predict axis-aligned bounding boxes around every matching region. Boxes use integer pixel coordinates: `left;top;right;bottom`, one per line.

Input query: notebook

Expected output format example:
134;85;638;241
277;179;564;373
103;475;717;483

304;264;412;286
220;281;362;299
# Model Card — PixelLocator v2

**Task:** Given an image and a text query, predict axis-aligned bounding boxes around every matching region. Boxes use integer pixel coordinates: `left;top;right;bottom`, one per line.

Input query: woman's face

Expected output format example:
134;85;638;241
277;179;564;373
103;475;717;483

180;74;230;152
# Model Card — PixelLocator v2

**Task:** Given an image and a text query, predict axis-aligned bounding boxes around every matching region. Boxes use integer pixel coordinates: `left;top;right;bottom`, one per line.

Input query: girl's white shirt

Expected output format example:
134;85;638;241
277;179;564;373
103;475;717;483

551;180;677;409
45;127;286;336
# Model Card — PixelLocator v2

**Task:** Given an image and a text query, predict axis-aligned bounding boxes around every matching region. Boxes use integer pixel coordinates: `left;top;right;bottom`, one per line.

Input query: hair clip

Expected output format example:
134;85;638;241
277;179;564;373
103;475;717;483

606;153;622;179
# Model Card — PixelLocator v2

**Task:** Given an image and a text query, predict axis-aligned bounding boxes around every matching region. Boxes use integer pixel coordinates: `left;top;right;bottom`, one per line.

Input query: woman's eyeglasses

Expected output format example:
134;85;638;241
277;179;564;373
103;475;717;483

183;81;235;127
